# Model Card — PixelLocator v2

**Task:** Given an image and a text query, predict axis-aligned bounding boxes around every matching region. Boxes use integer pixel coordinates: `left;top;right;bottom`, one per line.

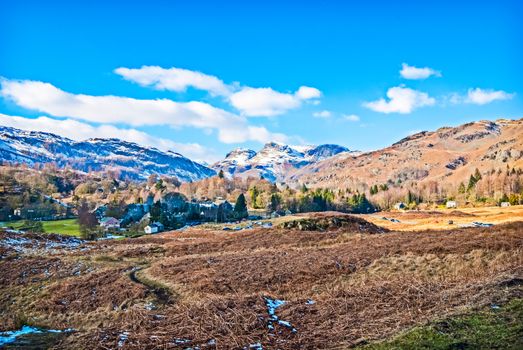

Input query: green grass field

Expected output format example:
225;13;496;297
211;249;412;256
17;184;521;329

362;298;523;350
0;218;81;237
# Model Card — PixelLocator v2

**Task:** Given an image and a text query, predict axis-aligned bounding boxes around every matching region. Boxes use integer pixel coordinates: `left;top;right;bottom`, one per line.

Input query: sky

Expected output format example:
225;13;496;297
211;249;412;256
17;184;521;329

0;0;521;163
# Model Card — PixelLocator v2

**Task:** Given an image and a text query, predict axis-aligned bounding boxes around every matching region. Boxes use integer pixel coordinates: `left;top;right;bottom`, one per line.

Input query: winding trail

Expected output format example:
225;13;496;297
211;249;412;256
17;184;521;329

128;267;172;305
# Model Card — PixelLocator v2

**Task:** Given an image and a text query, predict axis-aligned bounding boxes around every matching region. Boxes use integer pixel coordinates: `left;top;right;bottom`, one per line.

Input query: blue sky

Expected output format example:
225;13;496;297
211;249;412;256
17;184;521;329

0;0;521;162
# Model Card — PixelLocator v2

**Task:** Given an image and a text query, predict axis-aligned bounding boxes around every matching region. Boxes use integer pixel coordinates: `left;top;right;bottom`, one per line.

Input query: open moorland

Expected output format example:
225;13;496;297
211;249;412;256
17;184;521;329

362;205;523;231
1;208;522;349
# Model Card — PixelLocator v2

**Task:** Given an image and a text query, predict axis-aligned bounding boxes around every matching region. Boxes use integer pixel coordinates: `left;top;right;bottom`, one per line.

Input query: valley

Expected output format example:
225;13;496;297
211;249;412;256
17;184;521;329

1;2;521;348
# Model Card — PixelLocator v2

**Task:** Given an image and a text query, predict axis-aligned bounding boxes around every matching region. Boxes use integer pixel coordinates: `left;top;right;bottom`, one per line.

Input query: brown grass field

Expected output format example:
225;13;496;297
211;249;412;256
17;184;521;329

0;207;522;349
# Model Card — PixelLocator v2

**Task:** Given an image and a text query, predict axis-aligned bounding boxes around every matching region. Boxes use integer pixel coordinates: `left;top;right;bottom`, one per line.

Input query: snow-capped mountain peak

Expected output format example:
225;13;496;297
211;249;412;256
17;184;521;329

212;143;350;182
0;126;214;182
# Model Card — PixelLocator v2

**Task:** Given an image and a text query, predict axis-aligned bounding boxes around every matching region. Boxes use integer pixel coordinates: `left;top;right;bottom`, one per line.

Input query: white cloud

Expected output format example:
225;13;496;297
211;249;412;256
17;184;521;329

343;114;360;122
313;110;331;118
400;63;441;80
465;88;515;105
295;86;321;99
115;65;322;117
114;65;231;96
0;78;287;145
363;85;435;114
229;85;321;117
0;113;220;162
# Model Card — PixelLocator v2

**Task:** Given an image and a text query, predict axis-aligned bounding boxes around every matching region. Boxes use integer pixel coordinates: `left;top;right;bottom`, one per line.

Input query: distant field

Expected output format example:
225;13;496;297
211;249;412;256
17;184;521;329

0;218;81;237
362;205;523;231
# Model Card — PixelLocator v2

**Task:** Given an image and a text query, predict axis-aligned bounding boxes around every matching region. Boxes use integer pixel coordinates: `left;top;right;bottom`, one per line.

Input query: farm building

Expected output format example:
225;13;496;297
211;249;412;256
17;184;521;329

99;217;121;231
446;201;457;208
144;222;164;234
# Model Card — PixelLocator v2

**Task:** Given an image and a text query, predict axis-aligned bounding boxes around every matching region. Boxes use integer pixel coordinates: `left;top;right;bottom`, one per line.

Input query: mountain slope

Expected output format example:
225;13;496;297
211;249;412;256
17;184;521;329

0;126;215;182
212;142;352;182
287;118;523;189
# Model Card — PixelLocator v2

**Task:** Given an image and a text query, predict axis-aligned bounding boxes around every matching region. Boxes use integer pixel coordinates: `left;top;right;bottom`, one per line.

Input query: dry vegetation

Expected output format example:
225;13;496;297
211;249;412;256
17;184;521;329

0;210;522;349
363;204;523;231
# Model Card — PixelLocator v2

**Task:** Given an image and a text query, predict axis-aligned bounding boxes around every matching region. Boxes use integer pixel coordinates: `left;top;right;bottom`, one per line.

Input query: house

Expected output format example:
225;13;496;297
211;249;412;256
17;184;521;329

500;202;511;207
215;199;233;222
144;222;164;234
270;211;281;219
99;217;121;231
446;201;457;209
199;202;219;221
393;202;407;210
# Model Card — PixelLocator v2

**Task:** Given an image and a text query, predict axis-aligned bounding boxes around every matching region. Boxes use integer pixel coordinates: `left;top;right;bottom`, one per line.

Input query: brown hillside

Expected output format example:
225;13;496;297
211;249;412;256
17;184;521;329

287;118;523;189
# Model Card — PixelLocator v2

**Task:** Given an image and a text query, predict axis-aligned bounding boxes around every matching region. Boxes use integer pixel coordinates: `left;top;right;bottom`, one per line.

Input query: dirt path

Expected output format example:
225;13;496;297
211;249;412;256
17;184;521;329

128;267;172;306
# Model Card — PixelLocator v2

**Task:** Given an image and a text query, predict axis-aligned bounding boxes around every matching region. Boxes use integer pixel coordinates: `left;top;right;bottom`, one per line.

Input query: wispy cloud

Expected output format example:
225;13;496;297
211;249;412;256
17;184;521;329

115;65;231;96
313;110;331;118
400;63;441;80
363;85;435;114
446;88;515;105
465;88;515;105
0;78;287;145
0;113;220;162
114;65;322;117
342;114;360;122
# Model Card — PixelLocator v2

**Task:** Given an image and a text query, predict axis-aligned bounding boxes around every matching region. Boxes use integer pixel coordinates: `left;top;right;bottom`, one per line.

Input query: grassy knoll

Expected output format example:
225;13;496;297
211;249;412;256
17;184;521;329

363;299;523;350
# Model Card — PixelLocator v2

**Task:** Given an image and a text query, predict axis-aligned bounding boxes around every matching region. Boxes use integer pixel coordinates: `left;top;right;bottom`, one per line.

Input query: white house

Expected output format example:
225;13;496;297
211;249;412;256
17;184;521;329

144;222;164;234
500;202;511;207
446;201;457;209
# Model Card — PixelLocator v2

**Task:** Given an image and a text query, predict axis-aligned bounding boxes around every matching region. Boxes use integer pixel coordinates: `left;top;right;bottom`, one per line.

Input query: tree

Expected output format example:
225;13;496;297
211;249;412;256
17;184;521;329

474;168;482;181
150;201;162;222
467;174;478;191
78;200;99;240
105;199;126;219
406;190;414;204
233;193;248;219
249;186;261;208
269;193;281;212
347;193;374;213
218;169;224;179
155;179;166;192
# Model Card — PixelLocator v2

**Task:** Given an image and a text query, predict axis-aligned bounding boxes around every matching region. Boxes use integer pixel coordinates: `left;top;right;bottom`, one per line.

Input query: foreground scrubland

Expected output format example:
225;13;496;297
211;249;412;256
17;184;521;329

0;210;522;349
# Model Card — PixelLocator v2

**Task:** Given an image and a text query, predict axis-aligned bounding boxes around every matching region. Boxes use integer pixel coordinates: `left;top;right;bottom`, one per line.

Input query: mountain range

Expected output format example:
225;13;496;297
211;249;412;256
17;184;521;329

211;142;353;182
287;118;523;189
1;118;522;187
0;126;215;182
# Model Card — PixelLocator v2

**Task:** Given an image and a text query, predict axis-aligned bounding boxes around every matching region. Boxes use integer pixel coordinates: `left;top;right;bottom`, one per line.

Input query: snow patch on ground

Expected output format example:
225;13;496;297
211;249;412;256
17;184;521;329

264;297;297;333
117;331;129;347
0;325;73;346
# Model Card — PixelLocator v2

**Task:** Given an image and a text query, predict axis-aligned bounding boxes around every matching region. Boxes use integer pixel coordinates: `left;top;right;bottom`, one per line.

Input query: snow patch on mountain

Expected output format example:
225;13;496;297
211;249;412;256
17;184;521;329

213;142;351;182
0;126;215;182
